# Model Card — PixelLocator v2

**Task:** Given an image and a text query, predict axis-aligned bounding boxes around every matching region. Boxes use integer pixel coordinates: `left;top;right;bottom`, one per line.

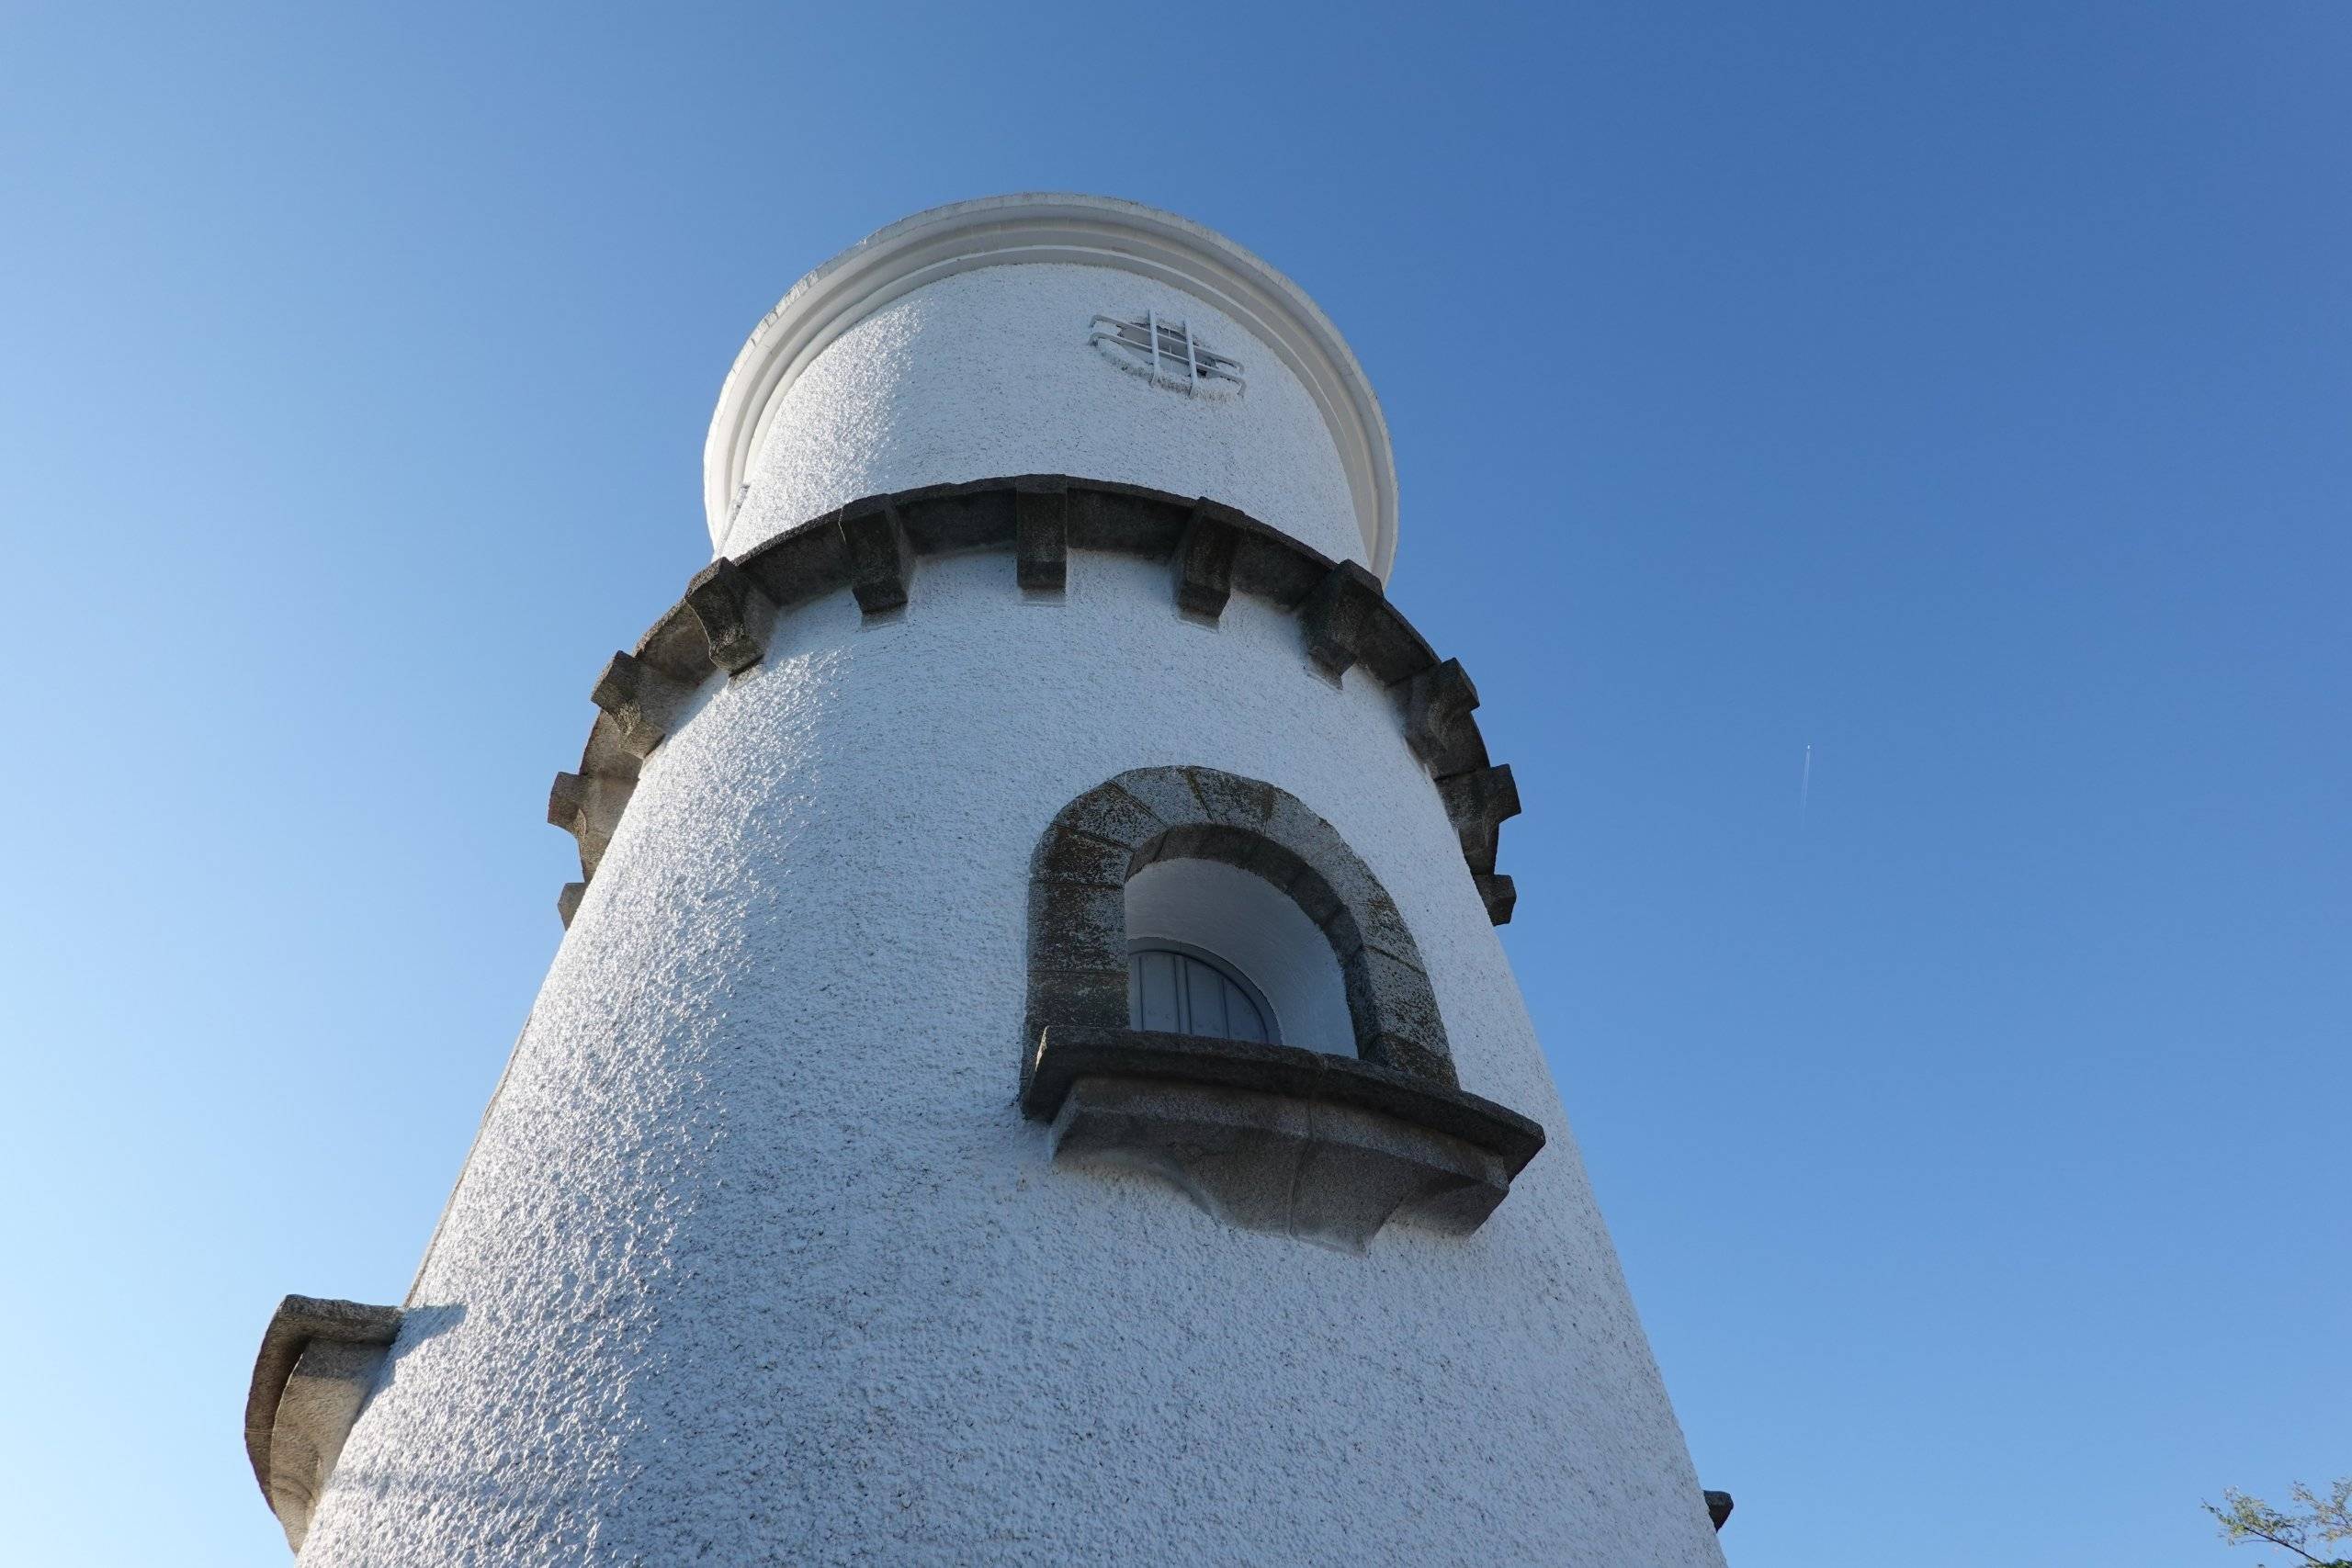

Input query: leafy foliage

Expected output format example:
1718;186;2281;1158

2206;1479;2352;1568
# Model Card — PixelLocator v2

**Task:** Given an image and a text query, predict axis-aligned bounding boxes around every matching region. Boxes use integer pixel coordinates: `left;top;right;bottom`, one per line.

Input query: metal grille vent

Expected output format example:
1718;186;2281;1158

1088;310;1246;395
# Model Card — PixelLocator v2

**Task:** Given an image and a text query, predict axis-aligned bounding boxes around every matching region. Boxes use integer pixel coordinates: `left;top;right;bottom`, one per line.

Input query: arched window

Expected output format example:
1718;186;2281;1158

1023;765;1545;1247
1129;942;1274;1043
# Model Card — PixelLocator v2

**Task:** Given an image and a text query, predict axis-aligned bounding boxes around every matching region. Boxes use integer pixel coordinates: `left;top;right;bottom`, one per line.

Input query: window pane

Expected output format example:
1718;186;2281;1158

1129;945;1276;1044
1182;955;1228;1039
1221;976;1267;1043
1133;950;1183;1032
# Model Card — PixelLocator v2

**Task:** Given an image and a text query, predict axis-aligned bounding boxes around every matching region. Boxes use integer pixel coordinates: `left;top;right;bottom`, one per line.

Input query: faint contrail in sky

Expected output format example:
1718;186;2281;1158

1800;744;1813;814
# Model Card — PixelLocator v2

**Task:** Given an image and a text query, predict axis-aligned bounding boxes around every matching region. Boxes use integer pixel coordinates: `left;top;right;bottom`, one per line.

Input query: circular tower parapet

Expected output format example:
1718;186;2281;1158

706;194;1399;575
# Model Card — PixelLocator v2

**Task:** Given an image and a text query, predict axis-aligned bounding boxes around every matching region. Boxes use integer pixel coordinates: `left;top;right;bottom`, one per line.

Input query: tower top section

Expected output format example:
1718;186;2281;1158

703;194;1400;578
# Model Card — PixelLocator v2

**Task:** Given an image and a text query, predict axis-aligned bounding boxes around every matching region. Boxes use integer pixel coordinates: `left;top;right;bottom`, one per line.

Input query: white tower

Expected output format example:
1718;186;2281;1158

243;195;1732;1565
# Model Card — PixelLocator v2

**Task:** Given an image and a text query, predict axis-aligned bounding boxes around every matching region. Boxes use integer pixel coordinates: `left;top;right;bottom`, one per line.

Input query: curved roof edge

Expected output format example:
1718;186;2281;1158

702;193;1399;579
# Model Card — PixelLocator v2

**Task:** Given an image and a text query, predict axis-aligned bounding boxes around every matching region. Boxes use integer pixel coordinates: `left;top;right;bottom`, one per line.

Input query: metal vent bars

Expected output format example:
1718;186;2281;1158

1088;310;1246;394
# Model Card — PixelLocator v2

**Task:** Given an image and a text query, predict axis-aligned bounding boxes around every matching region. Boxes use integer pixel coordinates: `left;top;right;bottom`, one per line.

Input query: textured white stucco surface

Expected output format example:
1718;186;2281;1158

302;550;1726;1567
720;262;1368;569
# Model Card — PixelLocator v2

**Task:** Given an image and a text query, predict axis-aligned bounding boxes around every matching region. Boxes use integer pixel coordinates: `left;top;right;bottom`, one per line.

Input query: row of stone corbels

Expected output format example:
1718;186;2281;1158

548;476;1521;928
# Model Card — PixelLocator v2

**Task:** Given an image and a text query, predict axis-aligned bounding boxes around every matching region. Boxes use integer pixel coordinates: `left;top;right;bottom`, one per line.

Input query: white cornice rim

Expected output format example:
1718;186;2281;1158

702;193;1398;579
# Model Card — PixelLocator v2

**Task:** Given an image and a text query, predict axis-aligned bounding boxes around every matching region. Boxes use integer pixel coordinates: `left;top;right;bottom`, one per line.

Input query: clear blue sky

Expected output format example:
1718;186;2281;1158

4;4;2344;1563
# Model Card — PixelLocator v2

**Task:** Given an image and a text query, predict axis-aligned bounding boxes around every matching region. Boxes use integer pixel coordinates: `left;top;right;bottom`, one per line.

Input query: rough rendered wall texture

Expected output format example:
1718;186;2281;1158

719;262;1369;569
301;550;1726;1567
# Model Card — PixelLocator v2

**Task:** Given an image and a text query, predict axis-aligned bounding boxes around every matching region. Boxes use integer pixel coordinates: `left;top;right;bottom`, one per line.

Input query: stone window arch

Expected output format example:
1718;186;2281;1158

1025;764;1455;1088
1020;766;1544;1248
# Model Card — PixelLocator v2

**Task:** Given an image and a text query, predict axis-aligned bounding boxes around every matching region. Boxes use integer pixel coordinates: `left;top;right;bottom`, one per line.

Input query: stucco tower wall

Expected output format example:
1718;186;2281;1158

707;194;1399;575
293;197;1725;1566
303;551;1726;1566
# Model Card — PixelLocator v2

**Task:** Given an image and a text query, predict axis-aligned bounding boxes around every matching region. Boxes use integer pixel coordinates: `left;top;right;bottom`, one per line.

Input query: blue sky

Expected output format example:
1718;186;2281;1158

3;3;2345;1563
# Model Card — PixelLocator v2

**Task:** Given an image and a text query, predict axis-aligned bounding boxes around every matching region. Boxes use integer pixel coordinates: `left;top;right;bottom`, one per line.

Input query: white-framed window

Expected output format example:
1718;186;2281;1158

1129;942;1276;1044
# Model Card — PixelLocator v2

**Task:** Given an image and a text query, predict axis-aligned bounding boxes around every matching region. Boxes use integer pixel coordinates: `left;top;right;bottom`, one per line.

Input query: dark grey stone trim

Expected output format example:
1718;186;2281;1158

1171;500;1241;618
1013;480;1068;592
244;1294;402;1550
1023;1028;1544;1169
1474;872;1517;927
1023;1027;1544;1247
684;557;775;675
739;517;850;611
590;650;694;761
1435;763;1521;876
556;880;585;927
1705;1491;1736;1531
554;477;1524;926
839;502;910;614
1065;479;1193;558
1297;560;1385;679
1401;659;1487;775
548;769;635;878
1028;765;1461;1090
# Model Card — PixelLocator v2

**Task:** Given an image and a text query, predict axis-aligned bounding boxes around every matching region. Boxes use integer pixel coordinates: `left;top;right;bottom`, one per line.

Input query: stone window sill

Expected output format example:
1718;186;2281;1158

1022;1028;1545;1250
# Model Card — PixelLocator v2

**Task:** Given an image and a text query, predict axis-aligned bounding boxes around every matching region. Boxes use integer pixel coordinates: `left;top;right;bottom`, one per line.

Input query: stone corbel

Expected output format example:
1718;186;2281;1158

548;769;636;878
1171;500;1241;618
243;1295;402;1553
839;503;911;613
683;557;777;675
1473;872;1517;927
590;652;695;761
1435;763;1521;875
1014;481;1069;592
1400;659;1486;775
1023;1028;1545;1251
1298;560;1384;678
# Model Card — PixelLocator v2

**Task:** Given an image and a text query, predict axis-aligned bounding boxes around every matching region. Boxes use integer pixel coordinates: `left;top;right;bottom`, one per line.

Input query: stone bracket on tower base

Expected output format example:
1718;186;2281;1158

1023;1028;1544;1251
243;1294;403;1554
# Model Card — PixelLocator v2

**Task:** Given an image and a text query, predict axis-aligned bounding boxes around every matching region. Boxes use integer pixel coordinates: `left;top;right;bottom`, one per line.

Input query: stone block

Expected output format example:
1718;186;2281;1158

738;516;850;609
1363;1030;1460;1089
1353;600;1441;686
1023;968;1130;1051
1054;1077;1314;1237
1181;765;1274;829
1281;864;1344;930
1476;872;1517;926
902;483;1015;555
629;604;717;686
1023;1029;1542;1249
1298;560;1385;679
1228;524;1329;608
1230;835;1307;894
1014;482;1068;592
1051;782;1166;852
1401;659;1487;775
244;1295;402;1551
1345;886;1419;967
838;504;910;614
1170;502;1240;618
1436;763;1521;874
1032;828;1128;887
1102;768;1201;832
1028;882;1126;970
590;650;695;761
1344;945;1451;1071
1065;480;1189;558
548;771;635;877
683;557;777;675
